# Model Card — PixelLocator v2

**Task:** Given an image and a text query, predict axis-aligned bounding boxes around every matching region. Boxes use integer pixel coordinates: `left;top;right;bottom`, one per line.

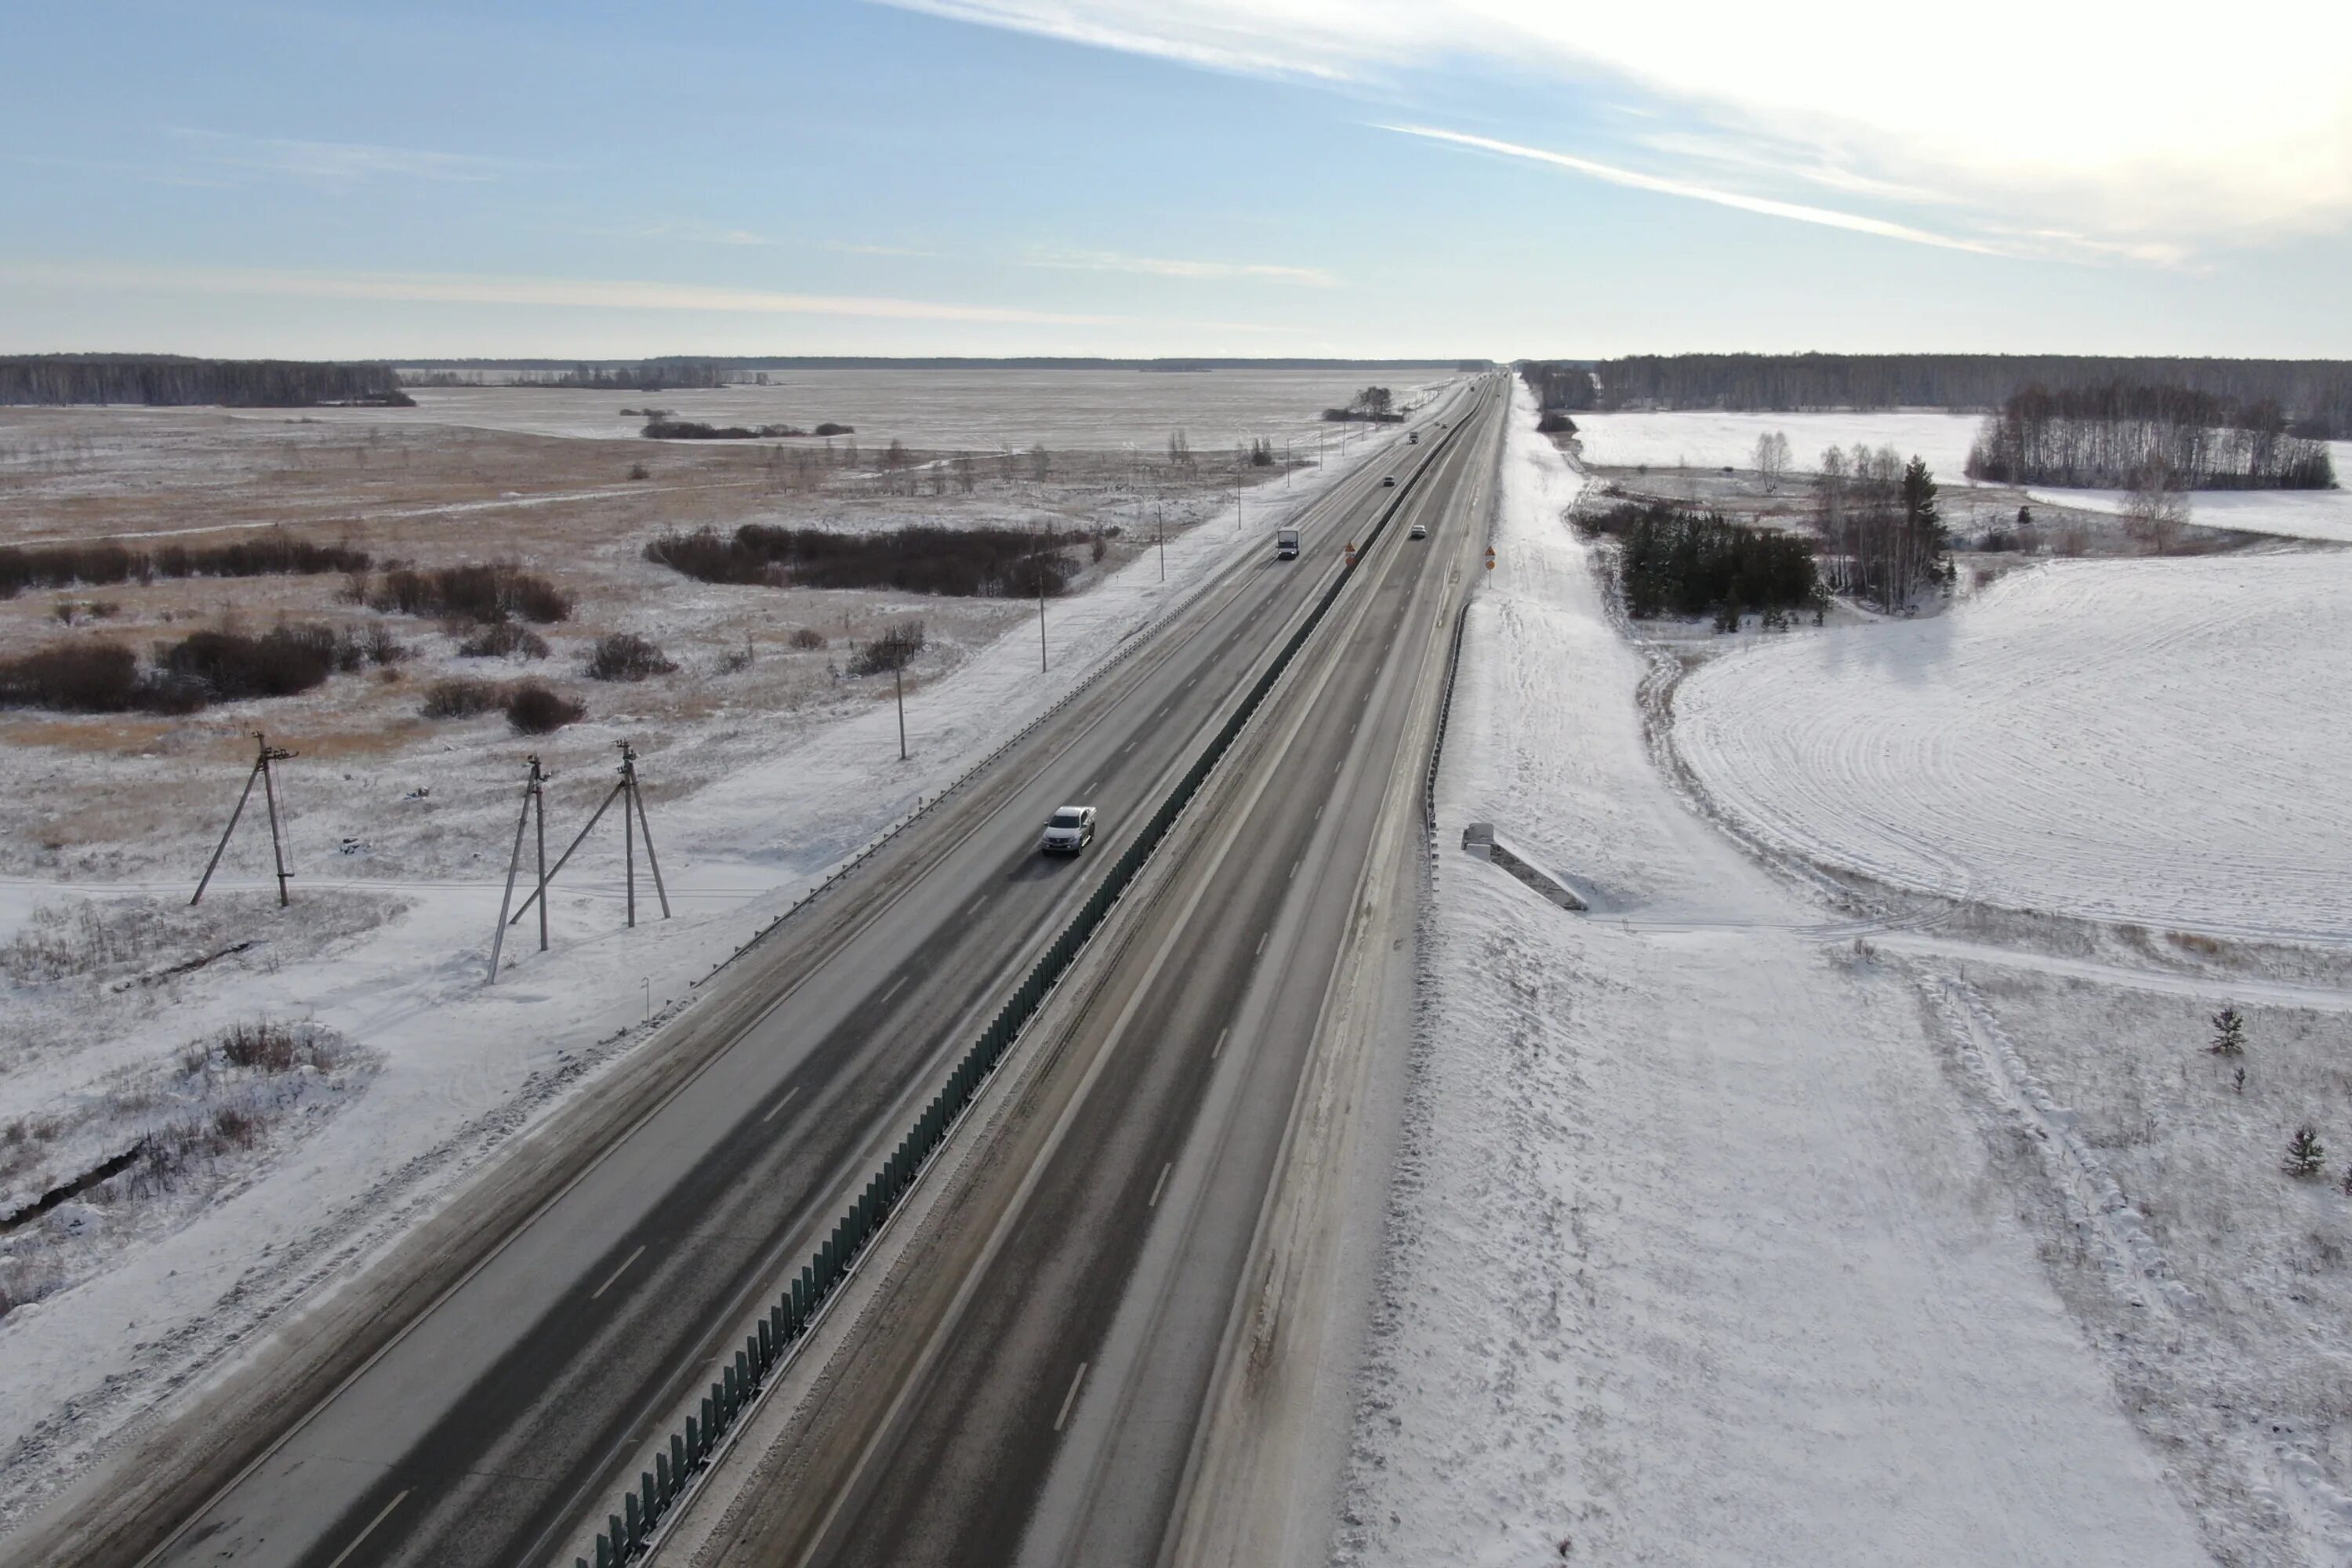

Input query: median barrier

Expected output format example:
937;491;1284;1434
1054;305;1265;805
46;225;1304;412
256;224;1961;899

575;398;1482;1566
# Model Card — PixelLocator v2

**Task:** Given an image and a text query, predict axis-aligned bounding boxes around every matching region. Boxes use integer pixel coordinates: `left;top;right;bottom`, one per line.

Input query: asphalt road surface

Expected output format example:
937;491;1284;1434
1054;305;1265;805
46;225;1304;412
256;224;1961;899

103;378;1497;1568
691;379;1505;1568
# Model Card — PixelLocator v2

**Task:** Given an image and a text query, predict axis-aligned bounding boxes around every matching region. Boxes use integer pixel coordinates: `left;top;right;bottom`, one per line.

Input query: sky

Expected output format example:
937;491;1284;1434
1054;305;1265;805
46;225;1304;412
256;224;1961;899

3;0;2349;361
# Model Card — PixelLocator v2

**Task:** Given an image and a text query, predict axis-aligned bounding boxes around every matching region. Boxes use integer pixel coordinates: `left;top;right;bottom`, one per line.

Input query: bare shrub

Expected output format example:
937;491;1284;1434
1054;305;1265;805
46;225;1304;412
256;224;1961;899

420;677;500;719
585;633;676;682
0;641;141;711
647;524;1081;597
369;562;572;625
457;621;550;660
157;623;338;700
848;622;925;677
215;1018;335;1073
504;681;586;734
788;627;827;650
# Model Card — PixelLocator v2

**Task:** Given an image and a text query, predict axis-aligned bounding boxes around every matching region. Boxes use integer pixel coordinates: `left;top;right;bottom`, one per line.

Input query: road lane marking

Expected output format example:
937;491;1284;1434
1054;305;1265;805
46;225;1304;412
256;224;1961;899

590;1244;647;1301
1054;1363;1089;1432
325;1490;411;1568
1255;931;1269;956
1289;858;1300;880
880;975;909;1003
1212;1028;1228;1059
1086;778;1101;793
760;1086;801;1125
1332;761;1342;776
1121;740;1136;754
1314;804;1324;822
1149;1162;1171;1208
967;892;989;913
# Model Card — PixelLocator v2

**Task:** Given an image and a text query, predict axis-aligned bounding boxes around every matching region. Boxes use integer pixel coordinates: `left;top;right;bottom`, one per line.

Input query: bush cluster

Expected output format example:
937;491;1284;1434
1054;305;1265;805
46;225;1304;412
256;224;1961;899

1581;501;1822;622
584;633;677;682
0;534;371;599
419;677;586;733
644;524;1080;599
456;621;550;660
367;563;572;625
847;622;925;677
0;621;404;714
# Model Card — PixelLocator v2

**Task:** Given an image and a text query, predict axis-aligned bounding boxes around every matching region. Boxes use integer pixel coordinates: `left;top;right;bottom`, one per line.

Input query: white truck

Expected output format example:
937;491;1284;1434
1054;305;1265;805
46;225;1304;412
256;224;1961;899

1276;528;1300;559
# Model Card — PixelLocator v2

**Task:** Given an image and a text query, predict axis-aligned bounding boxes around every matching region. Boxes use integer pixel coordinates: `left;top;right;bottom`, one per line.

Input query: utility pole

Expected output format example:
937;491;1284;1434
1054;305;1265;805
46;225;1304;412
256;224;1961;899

895;659;907;760
1034;519;1048;671
193;731;297;907
487;753;551;982
503;740;670;956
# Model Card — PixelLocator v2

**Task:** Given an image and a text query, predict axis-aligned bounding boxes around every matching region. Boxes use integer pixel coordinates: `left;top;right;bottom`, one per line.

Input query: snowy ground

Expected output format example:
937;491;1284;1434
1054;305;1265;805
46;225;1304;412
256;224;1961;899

0;396;1419;1535
1675;555;2352;945
1338;383;2209;1566
305;368;1454;450
1573;410;2352;544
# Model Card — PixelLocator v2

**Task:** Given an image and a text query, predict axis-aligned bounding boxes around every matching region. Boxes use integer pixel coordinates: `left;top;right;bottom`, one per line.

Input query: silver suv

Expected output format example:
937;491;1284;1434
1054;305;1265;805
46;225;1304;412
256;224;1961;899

1041;804;1096;855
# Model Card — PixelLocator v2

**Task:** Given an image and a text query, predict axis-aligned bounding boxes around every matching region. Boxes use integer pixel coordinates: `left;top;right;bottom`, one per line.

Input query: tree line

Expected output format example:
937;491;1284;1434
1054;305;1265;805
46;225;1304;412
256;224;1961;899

1566;354;2352;439
1519;362;1597;411
0;355;409;408
644;524;1088;599
1965;383;2335;489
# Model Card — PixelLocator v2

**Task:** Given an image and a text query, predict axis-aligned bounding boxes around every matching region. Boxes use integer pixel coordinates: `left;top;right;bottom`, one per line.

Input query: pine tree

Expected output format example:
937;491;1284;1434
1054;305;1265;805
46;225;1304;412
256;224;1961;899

2209;1005;2246;1056
2338;1163;2352;1197
2285;1126;2326;1178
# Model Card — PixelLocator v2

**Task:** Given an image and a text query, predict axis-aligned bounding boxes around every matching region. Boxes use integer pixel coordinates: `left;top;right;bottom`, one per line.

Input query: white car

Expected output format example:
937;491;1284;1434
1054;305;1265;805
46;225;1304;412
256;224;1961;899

1040;804;1096;855
1408;522;1428;539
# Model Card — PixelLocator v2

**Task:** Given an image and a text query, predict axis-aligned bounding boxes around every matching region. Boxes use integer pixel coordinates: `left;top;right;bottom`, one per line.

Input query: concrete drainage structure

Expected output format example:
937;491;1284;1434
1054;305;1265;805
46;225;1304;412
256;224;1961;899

1462;822;1588;911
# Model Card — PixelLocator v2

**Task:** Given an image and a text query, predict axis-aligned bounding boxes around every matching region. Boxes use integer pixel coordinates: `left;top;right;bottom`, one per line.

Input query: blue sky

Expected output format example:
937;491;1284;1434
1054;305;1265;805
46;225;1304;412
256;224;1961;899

4;0;2347;359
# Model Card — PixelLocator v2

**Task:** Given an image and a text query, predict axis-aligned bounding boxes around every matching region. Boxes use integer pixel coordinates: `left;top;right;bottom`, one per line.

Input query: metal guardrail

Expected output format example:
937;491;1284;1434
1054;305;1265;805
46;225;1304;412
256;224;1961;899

573;407;1477;1568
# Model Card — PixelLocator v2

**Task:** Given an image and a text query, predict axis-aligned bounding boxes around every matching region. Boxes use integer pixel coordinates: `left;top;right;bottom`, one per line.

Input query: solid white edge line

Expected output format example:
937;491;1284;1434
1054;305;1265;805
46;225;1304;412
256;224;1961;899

1053;1363;1090;1433
323;1488;410;1568
589;1244;648;1302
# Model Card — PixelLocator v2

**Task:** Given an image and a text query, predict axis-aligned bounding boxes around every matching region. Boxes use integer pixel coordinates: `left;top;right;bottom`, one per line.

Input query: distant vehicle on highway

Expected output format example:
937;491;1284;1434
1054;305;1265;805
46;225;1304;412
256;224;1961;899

1409;522;1428;539
1041;804;1096;855
1409;431;1419;444
1276;527;1300;559
1381;476;1397;488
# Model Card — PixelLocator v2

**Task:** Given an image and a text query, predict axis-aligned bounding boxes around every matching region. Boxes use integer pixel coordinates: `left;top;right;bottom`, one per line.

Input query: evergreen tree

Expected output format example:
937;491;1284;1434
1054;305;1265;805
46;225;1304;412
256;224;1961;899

2209;1005;2246;1056
2285;1126;2326;1178
2339;1163;2352;1197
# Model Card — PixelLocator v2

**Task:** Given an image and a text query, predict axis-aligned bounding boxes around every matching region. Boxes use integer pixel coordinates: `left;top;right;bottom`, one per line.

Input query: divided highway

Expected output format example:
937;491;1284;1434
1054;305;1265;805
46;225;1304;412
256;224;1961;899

30;377;1500;1568
674;383;1504;1567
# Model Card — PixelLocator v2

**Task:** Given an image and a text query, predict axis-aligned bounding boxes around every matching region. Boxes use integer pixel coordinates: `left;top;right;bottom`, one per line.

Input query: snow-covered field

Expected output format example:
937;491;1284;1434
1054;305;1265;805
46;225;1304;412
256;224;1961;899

307;368;1452;450
1675;555;2352;945
1338;383;2209;1565
0;397;1417;1535
1573;410;2352;543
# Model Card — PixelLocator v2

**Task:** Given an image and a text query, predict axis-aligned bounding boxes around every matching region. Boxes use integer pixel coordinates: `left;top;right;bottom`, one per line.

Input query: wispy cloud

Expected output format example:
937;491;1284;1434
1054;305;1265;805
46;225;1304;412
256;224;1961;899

874;0;2352;256
585;220;784;247
170;129;518;187
829;241;938;258
1383;125;2004;258
1024;247;1337;286
2;261;1122;325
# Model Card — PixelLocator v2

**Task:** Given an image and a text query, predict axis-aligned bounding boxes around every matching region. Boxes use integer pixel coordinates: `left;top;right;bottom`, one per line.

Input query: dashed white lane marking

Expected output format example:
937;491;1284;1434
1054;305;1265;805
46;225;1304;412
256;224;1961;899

325;1490;411;1568
1054;1363;1090;1432
1149;1162;1172;1208
1212;1028;1228;1059
590;1245;647;1301
1255;931;1269;956
760;1086;802;1125
880;975;909;1002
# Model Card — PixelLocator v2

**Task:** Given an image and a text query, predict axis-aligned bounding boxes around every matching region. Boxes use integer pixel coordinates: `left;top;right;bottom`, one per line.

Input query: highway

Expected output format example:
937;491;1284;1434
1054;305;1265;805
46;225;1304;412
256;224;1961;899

27;375;1500;1568
671;379;1504;1568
